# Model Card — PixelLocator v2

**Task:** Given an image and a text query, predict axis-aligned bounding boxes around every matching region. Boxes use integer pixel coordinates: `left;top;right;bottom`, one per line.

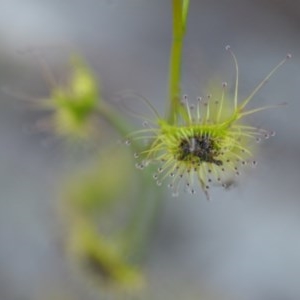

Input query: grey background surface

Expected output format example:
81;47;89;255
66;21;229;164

0;1;300;299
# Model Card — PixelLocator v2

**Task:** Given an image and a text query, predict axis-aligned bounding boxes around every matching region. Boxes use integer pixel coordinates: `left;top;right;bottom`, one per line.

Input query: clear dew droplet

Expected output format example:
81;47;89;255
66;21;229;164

158;167;163;173
142;160;149;167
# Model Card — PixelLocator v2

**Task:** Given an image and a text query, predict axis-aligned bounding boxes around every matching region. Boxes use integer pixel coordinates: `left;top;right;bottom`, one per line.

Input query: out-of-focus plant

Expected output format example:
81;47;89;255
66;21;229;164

37;55;99;141
49;56;98;139
60;148;145;289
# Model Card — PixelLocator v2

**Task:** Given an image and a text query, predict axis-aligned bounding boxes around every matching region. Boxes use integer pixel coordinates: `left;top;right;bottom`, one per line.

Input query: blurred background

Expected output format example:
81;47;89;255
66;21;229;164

0;0;300;299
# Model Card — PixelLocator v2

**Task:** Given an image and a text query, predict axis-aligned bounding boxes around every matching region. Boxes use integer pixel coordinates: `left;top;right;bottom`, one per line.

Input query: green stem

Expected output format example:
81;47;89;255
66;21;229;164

182;0;190;34
167;0;190;124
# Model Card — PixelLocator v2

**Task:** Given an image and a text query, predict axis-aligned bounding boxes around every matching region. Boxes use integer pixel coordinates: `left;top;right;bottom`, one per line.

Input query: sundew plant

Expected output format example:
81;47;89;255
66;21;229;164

129;46;289;199
27;0;290;292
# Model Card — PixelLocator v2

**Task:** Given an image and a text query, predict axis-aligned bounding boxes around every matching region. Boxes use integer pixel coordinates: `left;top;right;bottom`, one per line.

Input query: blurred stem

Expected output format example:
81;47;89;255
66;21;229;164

96;101;142;153
97;101;163;260
97;101;130;138
121;168;163;263
167;0;190;124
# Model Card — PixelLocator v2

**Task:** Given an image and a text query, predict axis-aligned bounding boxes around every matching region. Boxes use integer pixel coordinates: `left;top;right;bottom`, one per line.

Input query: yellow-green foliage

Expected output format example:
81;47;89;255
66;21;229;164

47;55;99;139
60;148;146;290
68;220;144;290
65;149;134;214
